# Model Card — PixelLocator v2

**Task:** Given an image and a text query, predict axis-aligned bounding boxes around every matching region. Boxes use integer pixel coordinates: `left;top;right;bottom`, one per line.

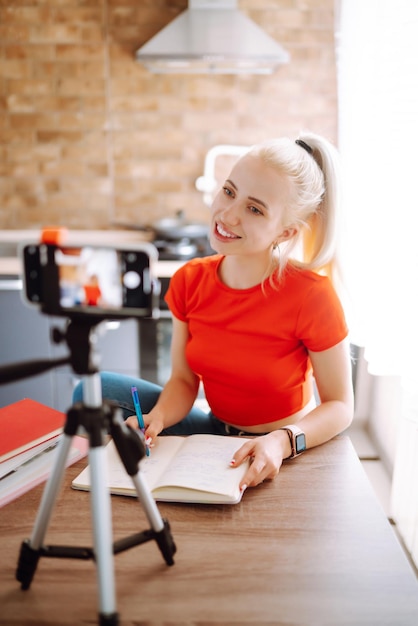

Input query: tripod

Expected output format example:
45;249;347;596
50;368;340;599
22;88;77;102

1;318;176;626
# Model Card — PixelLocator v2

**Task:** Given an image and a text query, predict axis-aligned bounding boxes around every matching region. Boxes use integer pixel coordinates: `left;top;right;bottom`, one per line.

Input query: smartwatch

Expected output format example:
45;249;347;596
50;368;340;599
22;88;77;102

280;425;306;459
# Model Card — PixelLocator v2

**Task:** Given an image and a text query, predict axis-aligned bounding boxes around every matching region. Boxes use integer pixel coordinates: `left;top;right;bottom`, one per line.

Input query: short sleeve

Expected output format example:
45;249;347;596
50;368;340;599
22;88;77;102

164;264;188;321
296;276;348;351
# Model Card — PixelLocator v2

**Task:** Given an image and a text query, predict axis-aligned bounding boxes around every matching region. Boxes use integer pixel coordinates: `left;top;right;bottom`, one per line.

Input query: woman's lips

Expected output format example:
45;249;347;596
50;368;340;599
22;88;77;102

214;222;241;240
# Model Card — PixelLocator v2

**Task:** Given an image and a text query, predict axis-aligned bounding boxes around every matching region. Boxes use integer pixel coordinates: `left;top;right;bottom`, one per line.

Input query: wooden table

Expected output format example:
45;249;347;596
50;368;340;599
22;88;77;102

1;436;417;626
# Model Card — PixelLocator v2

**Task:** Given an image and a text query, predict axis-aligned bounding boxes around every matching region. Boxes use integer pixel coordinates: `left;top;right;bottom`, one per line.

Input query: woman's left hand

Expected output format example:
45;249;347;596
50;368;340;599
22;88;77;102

231;430;290;490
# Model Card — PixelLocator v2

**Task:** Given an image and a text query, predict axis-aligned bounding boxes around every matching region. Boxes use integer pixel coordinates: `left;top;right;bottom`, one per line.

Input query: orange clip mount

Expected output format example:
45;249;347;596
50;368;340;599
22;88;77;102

40;227;68;246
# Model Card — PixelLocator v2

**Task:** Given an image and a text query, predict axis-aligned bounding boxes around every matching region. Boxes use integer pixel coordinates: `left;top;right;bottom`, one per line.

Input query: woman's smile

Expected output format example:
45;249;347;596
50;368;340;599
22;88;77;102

214;221;241;242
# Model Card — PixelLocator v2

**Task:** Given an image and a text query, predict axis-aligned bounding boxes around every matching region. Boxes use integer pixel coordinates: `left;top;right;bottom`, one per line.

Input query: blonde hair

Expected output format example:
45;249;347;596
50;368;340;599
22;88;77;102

248;131;342;283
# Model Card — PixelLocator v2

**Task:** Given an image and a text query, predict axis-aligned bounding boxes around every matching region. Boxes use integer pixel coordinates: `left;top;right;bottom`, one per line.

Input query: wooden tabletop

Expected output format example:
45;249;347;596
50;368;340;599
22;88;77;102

1;435;417;626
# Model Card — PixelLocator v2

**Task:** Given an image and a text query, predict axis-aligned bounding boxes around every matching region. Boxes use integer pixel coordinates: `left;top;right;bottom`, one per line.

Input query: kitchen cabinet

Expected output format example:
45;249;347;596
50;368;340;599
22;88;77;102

0;280;140;412
139;317;172;385
0;280;56;408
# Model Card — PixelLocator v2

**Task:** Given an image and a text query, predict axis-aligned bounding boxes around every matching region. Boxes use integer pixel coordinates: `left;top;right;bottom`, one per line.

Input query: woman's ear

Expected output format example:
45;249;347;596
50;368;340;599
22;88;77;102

277;226;298;243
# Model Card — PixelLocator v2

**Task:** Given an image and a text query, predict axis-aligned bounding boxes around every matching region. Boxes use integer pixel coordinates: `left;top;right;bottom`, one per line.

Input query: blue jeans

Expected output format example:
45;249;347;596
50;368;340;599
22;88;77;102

72;371;256;437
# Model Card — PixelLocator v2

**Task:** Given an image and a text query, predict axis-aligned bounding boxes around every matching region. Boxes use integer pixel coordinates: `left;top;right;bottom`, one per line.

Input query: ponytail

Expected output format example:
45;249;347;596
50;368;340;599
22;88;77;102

249;132;342;284
296;132;341;279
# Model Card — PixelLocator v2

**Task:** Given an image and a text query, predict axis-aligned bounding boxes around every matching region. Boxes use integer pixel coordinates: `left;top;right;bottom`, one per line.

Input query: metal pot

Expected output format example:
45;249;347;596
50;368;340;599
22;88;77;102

159;238;199;258
151;210;209;241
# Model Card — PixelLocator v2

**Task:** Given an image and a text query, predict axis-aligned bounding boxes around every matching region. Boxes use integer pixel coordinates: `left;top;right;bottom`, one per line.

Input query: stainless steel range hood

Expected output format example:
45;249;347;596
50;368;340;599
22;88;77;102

135;0;290;75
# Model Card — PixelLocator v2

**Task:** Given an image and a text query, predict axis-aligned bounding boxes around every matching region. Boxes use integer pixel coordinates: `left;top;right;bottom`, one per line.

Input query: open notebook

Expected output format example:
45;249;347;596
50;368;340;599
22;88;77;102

72;434;251;505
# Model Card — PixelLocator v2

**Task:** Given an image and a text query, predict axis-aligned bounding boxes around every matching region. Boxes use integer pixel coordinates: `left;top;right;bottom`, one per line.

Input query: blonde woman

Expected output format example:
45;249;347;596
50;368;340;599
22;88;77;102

74;132;354;492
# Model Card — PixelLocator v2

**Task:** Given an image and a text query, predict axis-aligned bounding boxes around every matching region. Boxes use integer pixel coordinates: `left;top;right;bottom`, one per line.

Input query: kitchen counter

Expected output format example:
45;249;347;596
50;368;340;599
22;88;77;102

0;256;183;280
0;228;152;255
0;256;21;278
0;228;153;247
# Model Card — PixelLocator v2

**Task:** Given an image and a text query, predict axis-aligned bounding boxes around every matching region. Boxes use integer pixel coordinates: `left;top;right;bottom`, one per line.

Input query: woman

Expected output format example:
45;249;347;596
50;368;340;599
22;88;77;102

74;132;354;491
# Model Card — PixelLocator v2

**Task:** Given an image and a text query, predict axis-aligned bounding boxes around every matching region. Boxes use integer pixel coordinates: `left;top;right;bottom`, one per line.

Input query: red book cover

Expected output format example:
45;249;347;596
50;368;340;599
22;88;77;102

0;398;66;464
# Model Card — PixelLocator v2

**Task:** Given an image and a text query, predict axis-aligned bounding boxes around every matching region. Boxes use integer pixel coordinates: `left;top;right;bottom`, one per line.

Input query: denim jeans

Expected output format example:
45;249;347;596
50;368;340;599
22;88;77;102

72;371;256;437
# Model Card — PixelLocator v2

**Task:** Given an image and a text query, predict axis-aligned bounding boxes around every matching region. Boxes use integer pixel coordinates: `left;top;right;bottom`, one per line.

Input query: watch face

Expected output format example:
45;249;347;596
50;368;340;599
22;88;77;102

295;432;307;454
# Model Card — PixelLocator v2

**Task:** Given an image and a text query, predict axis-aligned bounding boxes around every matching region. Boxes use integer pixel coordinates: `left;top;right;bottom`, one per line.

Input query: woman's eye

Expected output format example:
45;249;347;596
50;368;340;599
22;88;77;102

250;205;263;215
223;187;233;196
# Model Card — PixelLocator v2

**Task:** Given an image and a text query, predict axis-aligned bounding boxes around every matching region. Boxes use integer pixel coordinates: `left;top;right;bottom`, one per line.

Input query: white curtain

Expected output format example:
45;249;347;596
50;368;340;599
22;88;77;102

337;0;418;565
336;0;418;388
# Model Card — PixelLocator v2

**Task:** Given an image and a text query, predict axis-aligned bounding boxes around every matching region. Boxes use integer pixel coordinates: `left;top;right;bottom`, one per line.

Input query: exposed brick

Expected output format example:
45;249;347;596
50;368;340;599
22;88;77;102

1;0;338;229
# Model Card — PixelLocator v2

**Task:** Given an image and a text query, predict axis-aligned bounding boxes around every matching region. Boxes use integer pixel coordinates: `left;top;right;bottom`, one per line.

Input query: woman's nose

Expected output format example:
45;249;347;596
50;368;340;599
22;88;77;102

220;201;240;225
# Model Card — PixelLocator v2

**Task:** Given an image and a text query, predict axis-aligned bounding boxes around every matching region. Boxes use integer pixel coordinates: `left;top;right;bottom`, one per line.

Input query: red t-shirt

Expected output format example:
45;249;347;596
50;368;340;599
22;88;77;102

165;255;348;427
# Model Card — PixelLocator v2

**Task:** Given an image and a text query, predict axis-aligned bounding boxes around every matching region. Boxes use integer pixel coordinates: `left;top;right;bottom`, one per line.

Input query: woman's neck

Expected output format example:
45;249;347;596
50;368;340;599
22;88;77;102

218;253;275;289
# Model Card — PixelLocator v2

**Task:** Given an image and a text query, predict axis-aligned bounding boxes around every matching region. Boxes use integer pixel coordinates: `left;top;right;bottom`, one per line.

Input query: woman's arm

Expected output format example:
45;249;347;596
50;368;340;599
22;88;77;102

298;336;354;446
138;316;201;440
233;338;354;489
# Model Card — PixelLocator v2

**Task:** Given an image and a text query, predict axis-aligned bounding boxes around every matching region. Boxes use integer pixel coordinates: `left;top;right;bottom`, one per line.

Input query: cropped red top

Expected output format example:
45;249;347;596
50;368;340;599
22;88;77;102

165;255;348;427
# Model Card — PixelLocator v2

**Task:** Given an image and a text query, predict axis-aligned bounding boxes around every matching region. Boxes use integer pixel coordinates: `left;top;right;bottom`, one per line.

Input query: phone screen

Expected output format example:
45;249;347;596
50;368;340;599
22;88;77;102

21;242;158;319
57;247;127;310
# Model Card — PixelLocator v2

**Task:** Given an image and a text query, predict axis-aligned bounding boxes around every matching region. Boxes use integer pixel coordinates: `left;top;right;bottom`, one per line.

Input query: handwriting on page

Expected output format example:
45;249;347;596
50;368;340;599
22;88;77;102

106;437;182;491
157;437;249;495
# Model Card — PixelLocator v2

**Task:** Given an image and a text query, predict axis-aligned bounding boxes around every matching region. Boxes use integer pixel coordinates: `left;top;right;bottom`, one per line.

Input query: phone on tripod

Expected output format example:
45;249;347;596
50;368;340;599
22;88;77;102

20;240;159;320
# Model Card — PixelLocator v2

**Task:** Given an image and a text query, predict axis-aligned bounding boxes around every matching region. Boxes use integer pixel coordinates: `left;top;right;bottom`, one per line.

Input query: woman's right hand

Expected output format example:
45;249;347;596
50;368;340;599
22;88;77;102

125;411;164;445
143;411;165;444
125;414;140;431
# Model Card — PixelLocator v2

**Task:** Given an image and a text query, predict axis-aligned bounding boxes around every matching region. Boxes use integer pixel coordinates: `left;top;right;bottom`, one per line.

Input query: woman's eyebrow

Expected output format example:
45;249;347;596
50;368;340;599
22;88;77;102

225;178;237;190
225;179;270;211
248;195;269;211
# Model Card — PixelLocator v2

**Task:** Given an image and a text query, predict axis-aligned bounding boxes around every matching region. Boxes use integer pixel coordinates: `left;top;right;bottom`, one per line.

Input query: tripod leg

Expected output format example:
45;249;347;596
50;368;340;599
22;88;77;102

130;471;176;565
77;372;120;624
88;445;118;624
130;471;164;532
110;417;176;565
16;433;74;589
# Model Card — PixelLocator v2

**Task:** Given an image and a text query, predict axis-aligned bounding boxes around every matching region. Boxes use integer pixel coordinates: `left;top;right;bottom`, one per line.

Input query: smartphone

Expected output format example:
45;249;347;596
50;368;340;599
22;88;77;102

20;241;159;320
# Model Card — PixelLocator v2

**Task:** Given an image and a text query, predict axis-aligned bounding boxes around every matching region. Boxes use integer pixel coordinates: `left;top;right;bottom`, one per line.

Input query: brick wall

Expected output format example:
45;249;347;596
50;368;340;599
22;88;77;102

0;0;338;230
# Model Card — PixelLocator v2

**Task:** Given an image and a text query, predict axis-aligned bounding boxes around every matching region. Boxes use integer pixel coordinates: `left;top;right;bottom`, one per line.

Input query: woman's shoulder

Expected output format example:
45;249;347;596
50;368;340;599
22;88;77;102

278;265;344;313
165;254;222;314
282;264;333;290
174;254;223;278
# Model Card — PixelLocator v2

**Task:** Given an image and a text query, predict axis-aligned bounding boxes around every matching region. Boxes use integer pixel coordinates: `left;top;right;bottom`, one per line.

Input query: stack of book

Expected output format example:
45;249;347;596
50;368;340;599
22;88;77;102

0;398;88;507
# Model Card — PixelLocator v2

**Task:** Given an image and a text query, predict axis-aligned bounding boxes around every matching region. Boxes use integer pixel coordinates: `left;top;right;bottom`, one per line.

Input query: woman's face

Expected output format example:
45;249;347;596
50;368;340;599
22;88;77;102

209;154;292;258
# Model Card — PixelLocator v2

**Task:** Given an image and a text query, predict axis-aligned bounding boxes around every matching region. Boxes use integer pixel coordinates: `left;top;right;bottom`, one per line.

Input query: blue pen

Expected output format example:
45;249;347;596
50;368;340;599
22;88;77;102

131;386;150;456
